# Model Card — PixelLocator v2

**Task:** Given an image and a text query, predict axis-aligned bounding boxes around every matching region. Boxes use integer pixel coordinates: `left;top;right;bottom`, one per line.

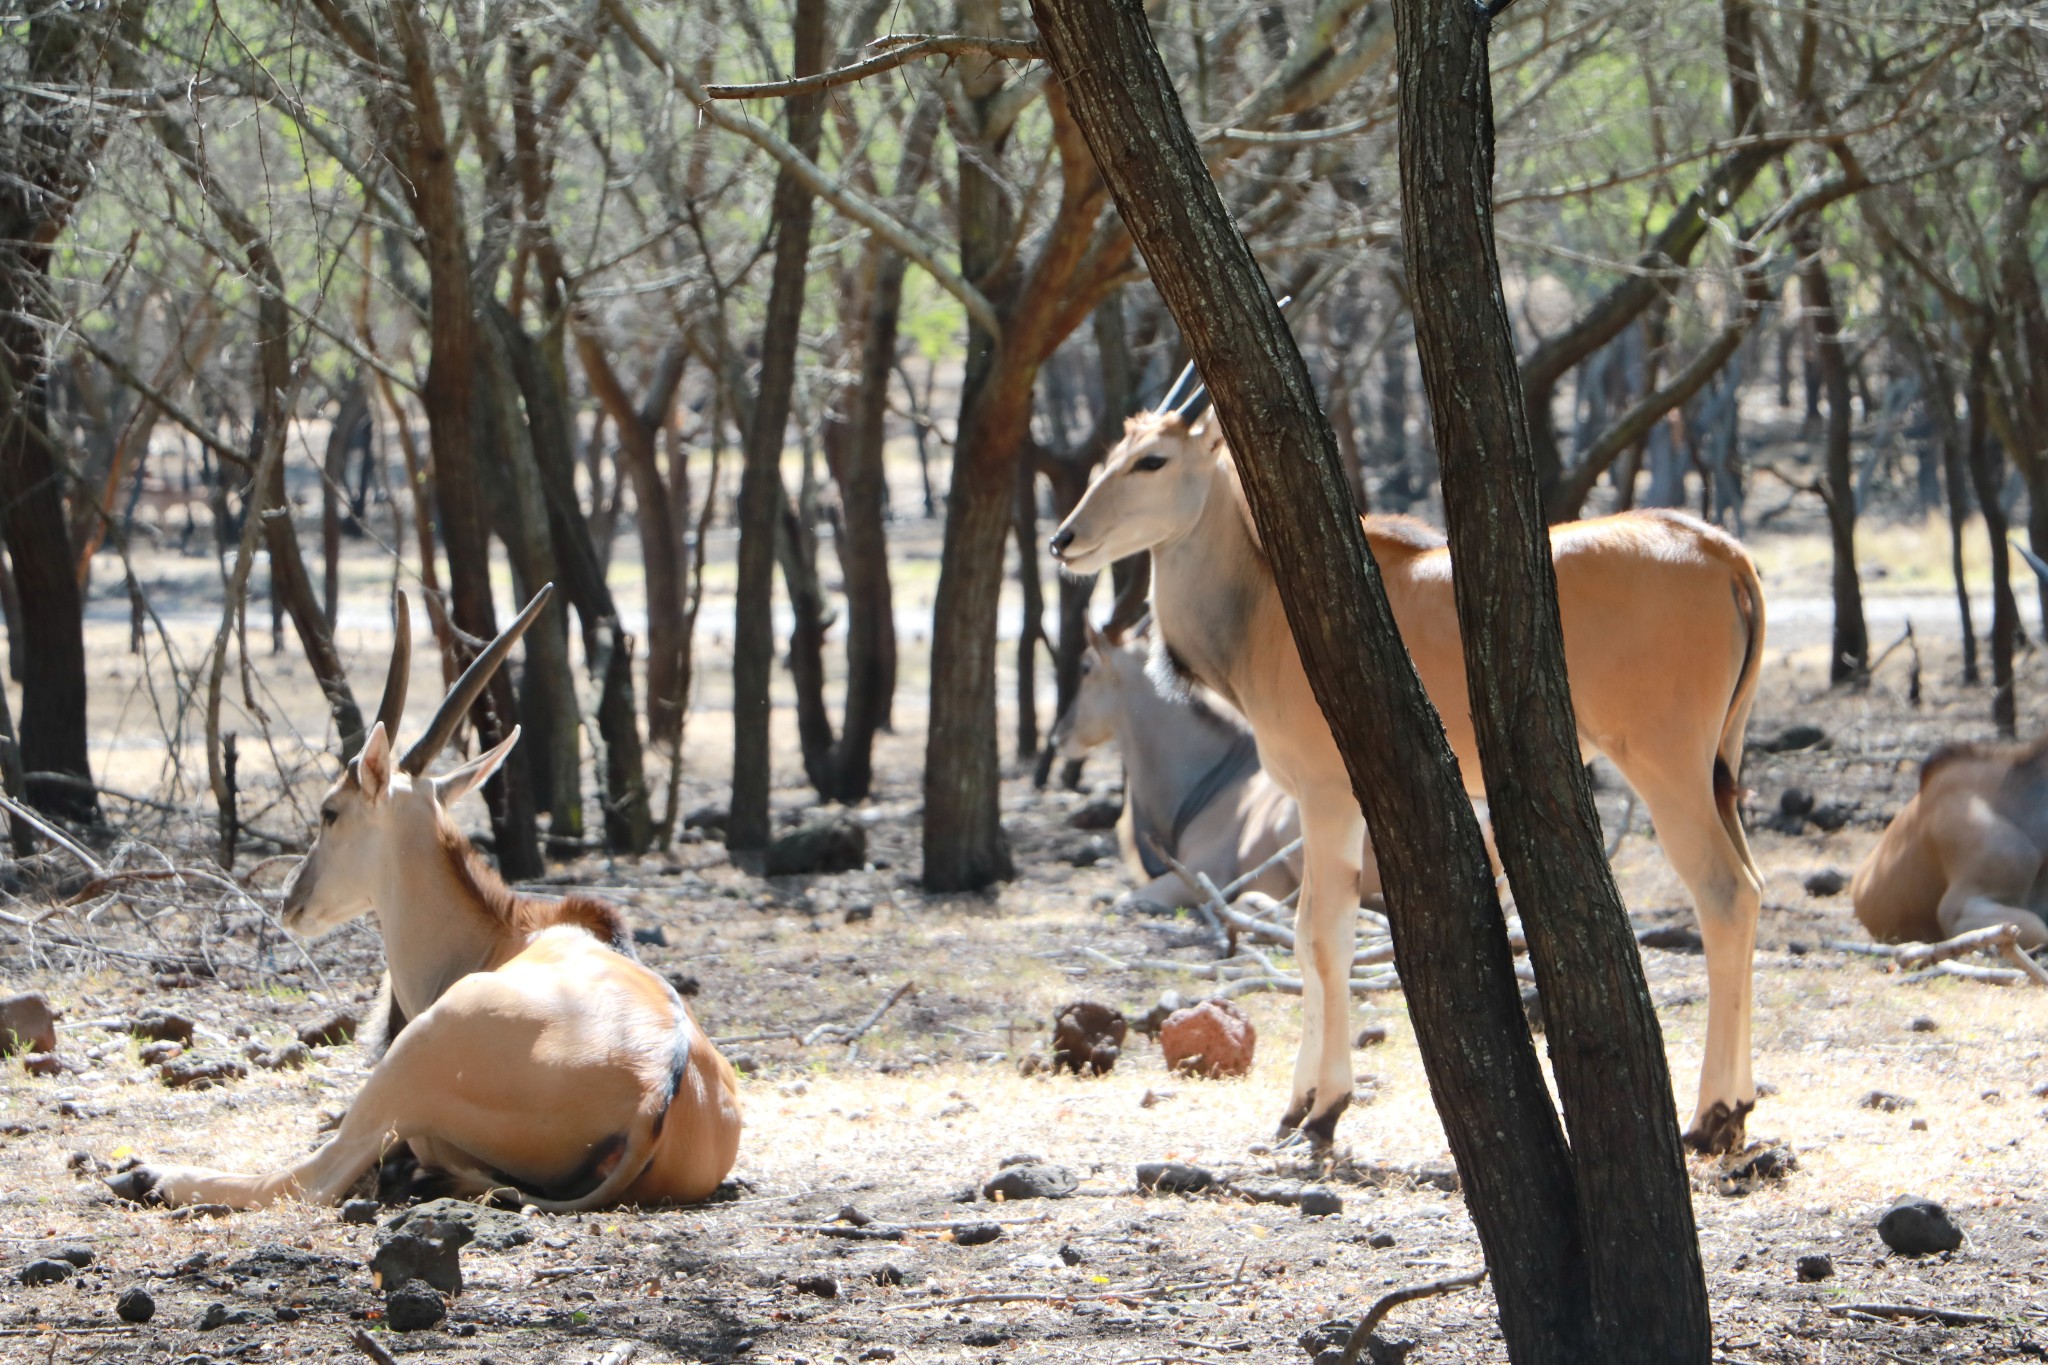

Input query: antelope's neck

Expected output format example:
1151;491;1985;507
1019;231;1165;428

375;824;507;1019
1150;471;1270;712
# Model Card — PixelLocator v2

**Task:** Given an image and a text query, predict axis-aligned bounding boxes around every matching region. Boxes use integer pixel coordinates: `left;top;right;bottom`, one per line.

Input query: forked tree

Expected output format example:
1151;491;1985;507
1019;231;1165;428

1029;0;1709;1360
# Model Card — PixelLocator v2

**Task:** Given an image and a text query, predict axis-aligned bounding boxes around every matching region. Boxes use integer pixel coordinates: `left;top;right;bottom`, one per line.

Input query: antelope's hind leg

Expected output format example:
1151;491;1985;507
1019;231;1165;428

1278;800;1366;1151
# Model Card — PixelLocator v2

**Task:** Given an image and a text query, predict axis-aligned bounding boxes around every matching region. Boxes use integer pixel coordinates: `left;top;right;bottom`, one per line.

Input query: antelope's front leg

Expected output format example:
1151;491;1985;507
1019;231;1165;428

106;1163;291;1211
1284;803;1367;1150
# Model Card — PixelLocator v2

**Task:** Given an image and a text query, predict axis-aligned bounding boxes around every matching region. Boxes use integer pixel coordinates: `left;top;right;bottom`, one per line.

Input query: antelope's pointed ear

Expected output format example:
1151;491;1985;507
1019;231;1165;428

432;727;521;808
356;722;393;803
1187;419;1209;441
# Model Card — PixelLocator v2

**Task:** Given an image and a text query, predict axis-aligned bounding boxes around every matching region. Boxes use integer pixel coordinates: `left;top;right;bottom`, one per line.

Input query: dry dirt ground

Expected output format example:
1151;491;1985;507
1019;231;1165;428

3;525;2048;1365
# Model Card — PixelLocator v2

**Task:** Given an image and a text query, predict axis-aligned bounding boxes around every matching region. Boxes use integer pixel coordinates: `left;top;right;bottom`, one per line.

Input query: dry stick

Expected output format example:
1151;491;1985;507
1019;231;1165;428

1901;962;2026;986
1216;836;1304;900
0;795;106;877
349;1327;399;1365
1336;1268;1489;1365
901;1277;1235;1311
1826;1302;1999;1327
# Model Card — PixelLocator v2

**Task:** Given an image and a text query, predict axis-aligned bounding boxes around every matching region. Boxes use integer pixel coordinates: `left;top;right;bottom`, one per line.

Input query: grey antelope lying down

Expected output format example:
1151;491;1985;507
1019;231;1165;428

109;588;741;1211
1852;733;2048;950
1050;408;1767;1154
1050;622;1301;910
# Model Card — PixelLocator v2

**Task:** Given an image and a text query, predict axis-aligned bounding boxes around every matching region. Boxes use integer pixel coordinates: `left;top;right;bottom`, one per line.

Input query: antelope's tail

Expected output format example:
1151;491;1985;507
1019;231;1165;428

1713;547;1767;891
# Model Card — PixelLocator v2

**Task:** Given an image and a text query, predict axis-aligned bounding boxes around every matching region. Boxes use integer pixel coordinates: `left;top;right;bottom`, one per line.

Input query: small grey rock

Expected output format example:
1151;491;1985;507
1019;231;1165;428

385;1278;447;1332
982;1162;1076;1201
1860;1090;1914;1112
18;1259;72;1287
384;1198;531;1251
1636;925;1704;953
1795;1252;1834;1282
116;1287;155;1323
197;1302;260;1330
1299;1188;1344;1218
341;1199;379;1225
297;1012;357;1048
764;816;867;875
1908;1016;1938;1033
1368;1231;1396;1249
1809;801;1854;832
1066;796;1123;831
1878;1195;1963;1255
126;1009;194;1044
1354;1025;1388;1048
951;1222;1004;1246
371;1220;472;1296
1135;1160;1215;1194
52;1245;93;1268
1803;869;1847;897
793;1273;839;1298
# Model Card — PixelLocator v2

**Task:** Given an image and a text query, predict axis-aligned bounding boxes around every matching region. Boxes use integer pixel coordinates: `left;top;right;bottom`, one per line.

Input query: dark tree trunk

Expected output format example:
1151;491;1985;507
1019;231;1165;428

322;380;370;629
728;0;826;853
1966;345;2018;735
494;304;651;852
1388;2;1710;1357
1798;224;1869;684
385;0;540;877
1013;457;1043;762
1031;4;1707;1362
1897;318;1978;684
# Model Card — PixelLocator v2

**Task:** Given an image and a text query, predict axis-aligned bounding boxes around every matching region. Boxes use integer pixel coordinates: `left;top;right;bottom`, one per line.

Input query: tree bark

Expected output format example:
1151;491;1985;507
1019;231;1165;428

728;0;827;853
1797;223;1869;684
1389;3;1710;1357
1031;3;1654;1360
1966;344;2017;735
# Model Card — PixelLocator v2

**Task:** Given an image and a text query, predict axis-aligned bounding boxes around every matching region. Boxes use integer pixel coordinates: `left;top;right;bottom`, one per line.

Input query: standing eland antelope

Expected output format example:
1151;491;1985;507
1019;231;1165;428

1050;621;1301;910
1851;734;2048;949
108;588;741;1210
1049;409;1767;1153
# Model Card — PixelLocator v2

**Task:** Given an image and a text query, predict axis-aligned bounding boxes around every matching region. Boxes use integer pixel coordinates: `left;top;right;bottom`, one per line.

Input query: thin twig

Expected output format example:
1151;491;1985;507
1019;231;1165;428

1337;1268;1488;1365
350;1327;398;1365
1827;1302;1999;1327
899;1277;1234;1311
705;34;1043;101
0;796;105;876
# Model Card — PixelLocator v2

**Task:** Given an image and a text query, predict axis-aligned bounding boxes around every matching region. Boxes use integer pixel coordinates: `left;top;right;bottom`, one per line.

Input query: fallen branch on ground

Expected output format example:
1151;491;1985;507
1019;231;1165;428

1337;1268;1488;1365
1827;1302;1999;1327
351;1327;399;1365
898;1277;1235;1311
1827;923;2048;987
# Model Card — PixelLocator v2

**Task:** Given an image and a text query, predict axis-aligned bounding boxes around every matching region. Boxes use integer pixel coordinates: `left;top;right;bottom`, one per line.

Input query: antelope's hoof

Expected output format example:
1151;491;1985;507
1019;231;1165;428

1682;1098;1755;1156
1274;1089;1315;1140
1297;1092;1353;1152
105;1167;165;1206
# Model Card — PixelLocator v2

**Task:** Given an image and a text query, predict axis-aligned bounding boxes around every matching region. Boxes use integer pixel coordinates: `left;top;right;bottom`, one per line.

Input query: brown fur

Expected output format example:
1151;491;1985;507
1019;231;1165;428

432;820;633;953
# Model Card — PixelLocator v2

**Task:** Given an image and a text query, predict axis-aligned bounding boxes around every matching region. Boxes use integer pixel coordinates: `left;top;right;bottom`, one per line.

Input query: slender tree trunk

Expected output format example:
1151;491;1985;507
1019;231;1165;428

322;380;369;630
728;0;826;853
1033;4;1660;1361
1013;457;1043;761
1897;319;1978;684
1798;224;1868;683
1966;345;2017;735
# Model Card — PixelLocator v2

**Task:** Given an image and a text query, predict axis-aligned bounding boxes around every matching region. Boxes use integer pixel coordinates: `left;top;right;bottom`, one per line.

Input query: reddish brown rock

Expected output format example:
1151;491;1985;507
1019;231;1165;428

0;993;56;1056
1051;1001;1126;1076
1160;999;1256;1078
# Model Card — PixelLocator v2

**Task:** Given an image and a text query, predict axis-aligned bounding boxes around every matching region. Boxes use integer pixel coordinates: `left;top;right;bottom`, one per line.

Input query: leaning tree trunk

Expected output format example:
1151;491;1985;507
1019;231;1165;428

728;0;826;854
1797;224;1869;684
1031;3;1668;1361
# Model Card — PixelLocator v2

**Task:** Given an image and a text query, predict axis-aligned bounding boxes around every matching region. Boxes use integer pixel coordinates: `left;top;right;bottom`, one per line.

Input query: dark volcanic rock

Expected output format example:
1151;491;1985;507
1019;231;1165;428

982;1163;1077;1201
51;1245;92;1268
1052;1000;1126;1076
793;1273;839;1298
126;1009;194;1044
1298;1188;1344;1217
341;1199;379;1226
950;1222;1004;1246
1637;924;1704;953
1066;795;1123;831
764;816;867;875
1803;868;1848;897
159;1056;247;1089
1859;1090;1914;1113
1796;1253;1835;1282
1878;1196;1963;1255
385;1278;447;1332
18;1259;72;1286
371;1220;472;1296
116;1287;155;1323
0;992;57;1056
384;1198;532;1252
1136;1160;1215;1194
1808;801;1855;832
198;1302;260;1330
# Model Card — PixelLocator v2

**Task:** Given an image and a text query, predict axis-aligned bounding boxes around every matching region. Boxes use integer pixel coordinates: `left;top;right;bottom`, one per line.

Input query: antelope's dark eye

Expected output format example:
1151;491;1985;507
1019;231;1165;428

321;807;338;826
1132;454;1168;473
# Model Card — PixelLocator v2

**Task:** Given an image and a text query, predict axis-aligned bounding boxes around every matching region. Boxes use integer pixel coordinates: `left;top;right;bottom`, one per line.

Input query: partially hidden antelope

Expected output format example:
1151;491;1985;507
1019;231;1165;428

1050;398;1767;1154
1852;734;2048;949
1050;620;1301;910
108;587;741;1210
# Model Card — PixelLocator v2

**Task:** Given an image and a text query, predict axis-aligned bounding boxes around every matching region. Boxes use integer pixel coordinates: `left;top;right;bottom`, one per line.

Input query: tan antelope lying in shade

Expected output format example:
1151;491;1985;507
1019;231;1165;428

1050;409;1767;1154
108;588;741;1211
1050;622;1301;910
1852;734;2048;949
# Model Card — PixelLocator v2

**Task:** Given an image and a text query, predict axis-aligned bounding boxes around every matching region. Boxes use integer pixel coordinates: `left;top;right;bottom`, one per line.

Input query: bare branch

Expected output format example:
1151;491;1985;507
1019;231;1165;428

704;33;1043;101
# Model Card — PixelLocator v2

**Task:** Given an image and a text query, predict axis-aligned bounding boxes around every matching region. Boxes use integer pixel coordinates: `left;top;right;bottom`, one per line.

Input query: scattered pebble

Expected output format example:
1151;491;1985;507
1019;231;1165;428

982;1162;1077;1201
138;1040;183;1066
1299;1188;1344;1218
1368;1231;1396;1249
384;1199;532;1252
22;1053;64;1077
1803;869;1847;897
792;1273;839;1299
297;1012;357;1048
1878;1195;1963;1255
1858;1090;1913;1113
341;1199;380;1226
371;1220;472;1295
1908;1016;1938;1033
116;1287;155;1323
1795;1253;1834;1282
159;1056;247;1089
249;1040;310;1071
126;1010;194;1044
950;1222;1003;1247
1354;1025;1387;1048
1066;795;1123;831
51;1245;93;1268
1909;1117;1928;1132
385;1278;447;1332
197;1302;260;1330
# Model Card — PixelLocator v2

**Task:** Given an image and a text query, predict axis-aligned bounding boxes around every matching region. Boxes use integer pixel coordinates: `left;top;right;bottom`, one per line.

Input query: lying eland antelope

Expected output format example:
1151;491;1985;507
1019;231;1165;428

1050;409;1766;1153
108;588;741;1210
1050;621;1301;910
1852;734;2048;949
